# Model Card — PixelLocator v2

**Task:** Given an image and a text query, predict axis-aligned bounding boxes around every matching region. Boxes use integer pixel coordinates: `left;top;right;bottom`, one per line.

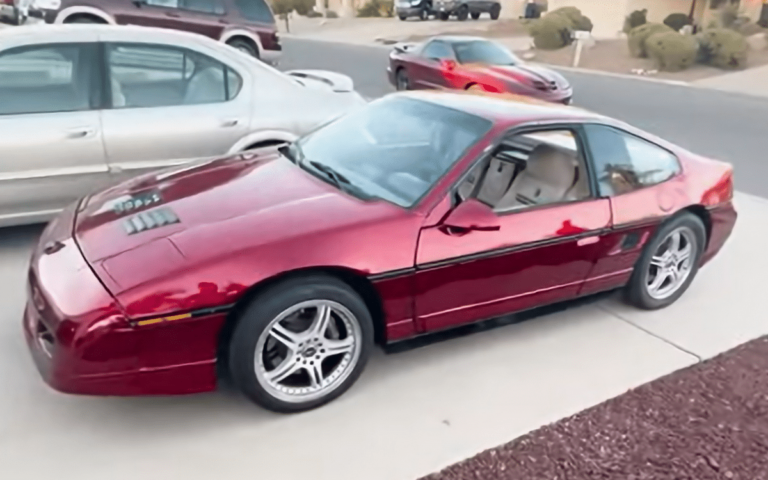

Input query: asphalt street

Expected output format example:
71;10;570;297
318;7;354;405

279;38;768;201
1;38;768;480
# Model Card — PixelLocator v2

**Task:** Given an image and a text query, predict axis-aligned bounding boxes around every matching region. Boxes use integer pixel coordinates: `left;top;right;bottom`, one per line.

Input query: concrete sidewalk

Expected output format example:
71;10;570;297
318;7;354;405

693;64;768;99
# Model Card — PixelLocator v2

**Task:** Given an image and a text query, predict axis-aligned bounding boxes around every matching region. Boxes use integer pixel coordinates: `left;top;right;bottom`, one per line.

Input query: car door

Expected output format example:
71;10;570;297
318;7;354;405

99;40;250;183
410;40;455;90
0;41;111;226
119;0;227;39
577;122;687;296
414;126;613;333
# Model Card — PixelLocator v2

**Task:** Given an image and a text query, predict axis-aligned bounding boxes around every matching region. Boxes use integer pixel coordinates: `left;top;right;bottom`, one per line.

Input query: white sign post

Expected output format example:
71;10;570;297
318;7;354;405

571;30;591;68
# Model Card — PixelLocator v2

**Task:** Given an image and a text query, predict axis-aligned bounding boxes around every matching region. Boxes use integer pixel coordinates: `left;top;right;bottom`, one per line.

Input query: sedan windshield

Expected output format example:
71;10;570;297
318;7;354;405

295;97;492;208
453;40;521;66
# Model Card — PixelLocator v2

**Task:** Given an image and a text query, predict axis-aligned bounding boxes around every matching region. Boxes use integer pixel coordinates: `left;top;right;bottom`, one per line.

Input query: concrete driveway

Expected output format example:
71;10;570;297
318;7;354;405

2;37;767;480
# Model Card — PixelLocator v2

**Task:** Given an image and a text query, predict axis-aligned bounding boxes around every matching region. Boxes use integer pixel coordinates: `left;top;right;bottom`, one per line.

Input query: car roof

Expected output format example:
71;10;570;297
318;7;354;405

392;90;609;127
0;23;219;46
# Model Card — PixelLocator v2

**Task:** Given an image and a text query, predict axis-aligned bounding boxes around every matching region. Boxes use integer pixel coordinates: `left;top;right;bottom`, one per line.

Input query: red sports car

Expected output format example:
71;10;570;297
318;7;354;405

388;36;574;104
24;91;736;413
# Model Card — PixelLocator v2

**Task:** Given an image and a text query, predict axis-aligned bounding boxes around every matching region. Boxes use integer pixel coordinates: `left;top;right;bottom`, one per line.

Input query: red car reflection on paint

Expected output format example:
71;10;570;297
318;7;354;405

388;36;573;104
24;91;736;413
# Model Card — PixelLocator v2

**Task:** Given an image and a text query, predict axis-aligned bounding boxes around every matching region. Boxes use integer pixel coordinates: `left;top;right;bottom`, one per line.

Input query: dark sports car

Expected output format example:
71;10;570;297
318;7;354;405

388;36;573;104
24;91;736;413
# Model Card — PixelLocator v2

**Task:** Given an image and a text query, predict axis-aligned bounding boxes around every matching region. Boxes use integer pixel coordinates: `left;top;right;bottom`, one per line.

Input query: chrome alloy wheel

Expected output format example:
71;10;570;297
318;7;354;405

254;300;362;404
645;227;697;300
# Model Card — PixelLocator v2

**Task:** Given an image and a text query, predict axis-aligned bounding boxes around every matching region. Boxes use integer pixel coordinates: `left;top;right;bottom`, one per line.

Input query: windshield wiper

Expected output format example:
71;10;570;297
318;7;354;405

305;160;375;200
278;143;302;164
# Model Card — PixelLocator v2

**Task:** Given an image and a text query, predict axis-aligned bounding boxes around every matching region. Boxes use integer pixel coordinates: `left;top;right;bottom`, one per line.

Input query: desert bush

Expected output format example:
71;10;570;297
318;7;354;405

549;6;592;32
646;31;698;71
623;9;647;33
290;0;315;15
529;12;574;50
270;0;293;16
357;0;393;17
663;13;691;32
628;22;674;58
325;9;338;18
696;28;749;69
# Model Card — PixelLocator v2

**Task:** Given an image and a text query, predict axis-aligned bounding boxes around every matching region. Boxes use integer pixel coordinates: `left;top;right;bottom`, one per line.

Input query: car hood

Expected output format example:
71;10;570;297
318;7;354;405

73;149;392;267
482;63;570;89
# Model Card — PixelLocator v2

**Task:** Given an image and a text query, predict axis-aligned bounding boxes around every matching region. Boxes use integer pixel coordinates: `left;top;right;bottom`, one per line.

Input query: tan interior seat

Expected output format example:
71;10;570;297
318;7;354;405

475;158;516;207
495;143;578;210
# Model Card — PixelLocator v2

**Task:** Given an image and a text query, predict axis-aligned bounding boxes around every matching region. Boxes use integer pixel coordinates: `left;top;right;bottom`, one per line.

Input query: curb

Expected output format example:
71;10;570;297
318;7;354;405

281;34;694;87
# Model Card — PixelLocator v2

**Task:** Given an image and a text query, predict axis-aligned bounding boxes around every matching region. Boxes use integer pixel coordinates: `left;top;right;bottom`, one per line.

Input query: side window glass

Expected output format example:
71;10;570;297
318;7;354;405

583;124;681;196
234;0;275;22
470;129;591;213
0;44;93;116
146;0;180;7
107;43;235;108
422;41;454;61
180;0;226;14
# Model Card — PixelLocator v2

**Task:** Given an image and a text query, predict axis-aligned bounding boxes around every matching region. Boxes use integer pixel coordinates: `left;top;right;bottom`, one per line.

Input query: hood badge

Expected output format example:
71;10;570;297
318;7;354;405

114;192;162;215
123;207;180;235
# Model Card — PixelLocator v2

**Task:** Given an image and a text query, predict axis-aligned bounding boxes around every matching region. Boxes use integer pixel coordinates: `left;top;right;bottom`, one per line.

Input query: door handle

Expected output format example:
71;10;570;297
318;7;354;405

221;119;240;127
66;127;96;139
577;236;599;246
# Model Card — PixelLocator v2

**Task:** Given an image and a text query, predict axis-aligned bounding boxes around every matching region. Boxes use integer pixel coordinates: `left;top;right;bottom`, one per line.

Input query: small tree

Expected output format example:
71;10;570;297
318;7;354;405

271;0;293;32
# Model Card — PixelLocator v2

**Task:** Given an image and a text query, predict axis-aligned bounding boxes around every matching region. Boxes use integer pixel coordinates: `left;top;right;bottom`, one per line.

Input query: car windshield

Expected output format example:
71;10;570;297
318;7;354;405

453;40;521;66
294;96;493;208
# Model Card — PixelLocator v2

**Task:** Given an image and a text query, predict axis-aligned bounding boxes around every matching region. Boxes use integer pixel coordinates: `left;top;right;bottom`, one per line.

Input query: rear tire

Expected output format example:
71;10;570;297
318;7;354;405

623;212;706;310
419;7;430;21
457;5;469;21
490;3;501;20
471;12;480;20
399;14;407;20
439;11;449;20
227;38;259;59
228;275;374;413
64;15;106;24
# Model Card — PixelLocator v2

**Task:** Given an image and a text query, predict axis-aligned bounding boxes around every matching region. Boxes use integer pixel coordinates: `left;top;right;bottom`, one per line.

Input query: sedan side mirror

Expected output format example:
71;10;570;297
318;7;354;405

440;59;457;71
440;198;500;234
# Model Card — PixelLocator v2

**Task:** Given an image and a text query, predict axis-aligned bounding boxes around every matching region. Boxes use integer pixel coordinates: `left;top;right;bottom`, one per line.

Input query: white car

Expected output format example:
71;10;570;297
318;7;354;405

0;24;366;227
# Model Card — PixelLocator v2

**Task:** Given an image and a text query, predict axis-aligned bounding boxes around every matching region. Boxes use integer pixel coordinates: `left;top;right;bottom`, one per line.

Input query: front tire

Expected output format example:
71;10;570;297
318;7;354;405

395;67;410;90
439;11;449;20
228;275;374;413
419;7;430;21
490;3;501;20
471;12;480;20
399;14;407;20
624;212;706;310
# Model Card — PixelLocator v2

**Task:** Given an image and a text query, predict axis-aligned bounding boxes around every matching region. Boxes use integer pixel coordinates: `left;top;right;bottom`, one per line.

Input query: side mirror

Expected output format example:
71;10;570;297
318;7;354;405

440;198;500;234
440;59;457;71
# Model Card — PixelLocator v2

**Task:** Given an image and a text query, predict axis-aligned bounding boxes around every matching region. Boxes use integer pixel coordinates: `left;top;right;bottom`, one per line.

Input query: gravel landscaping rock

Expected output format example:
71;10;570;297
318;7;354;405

421;336;768;480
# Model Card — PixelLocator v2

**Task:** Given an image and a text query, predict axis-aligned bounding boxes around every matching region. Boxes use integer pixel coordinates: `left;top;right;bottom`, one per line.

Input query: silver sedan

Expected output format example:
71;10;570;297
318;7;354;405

0;24;366;227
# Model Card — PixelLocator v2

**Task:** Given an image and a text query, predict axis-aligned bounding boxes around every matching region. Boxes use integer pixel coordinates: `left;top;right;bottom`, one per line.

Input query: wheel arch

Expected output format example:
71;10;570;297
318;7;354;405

55;6;115;24
228;130;298;155
681;204;712;249
220;29;264;55
216;266;387;375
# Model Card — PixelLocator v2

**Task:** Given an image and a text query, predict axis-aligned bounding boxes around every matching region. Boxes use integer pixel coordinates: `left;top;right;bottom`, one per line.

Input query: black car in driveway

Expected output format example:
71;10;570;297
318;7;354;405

395;0;433;20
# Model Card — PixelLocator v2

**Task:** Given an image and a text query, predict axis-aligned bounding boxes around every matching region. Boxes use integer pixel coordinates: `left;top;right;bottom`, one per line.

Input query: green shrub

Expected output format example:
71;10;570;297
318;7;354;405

325;9;338;18
357;0;392;17
663;13;691;32
529;12;574;50
646;31;698;71
628;23;674;58
549;6;592;32
719;3;739;28
270;0;293;16
696;28;749;69
291;0;315;15
623;9;647;33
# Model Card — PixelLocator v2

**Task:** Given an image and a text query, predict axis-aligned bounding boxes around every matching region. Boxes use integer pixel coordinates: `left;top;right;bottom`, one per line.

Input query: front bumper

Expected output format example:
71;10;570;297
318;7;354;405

23;202;223;397
396;6;423;16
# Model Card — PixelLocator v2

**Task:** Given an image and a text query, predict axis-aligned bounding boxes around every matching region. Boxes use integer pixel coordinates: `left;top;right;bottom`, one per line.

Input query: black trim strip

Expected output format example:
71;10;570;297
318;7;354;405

368;267;416;282
190;304;235;318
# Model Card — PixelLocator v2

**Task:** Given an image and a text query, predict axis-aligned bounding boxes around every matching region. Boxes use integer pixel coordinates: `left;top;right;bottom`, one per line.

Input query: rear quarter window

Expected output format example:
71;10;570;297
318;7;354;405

234;0;275;23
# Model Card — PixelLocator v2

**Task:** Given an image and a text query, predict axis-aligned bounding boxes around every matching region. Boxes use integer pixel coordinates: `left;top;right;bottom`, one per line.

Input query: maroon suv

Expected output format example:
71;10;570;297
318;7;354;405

31;0;281;63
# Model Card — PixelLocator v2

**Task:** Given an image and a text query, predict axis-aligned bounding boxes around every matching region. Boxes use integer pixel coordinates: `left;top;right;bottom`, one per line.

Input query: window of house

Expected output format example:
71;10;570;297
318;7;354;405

107;43;242;108
458;129;590;212
234;0;275;23
582;124;681;197
421;41;455;61
0;44;94;115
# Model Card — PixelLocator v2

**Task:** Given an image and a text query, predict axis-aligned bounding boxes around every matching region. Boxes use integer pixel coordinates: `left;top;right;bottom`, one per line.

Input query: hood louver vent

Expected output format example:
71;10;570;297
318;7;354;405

123;207;180;235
